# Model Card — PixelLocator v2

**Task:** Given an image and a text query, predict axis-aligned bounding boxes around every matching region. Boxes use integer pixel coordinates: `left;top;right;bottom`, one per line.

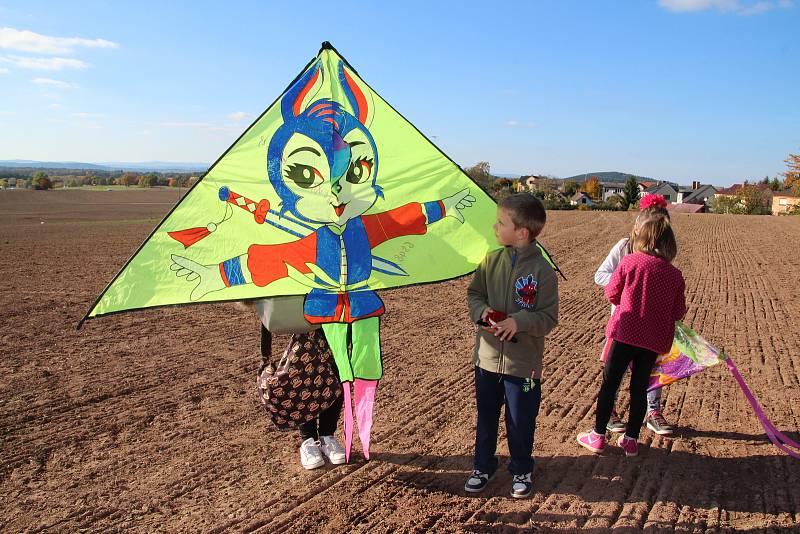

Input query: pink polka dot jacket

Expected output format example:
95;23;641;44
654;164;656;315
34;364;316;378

604;252;686;355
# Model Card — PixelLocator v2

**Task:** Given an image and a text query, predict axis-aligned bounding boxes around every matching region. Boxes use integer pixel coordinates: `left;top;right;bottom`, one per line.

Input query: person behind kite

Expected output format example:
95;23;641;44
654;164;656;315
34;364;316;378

464;194;559;499
593;193;676;437
168;59;476;462
578;215;686;457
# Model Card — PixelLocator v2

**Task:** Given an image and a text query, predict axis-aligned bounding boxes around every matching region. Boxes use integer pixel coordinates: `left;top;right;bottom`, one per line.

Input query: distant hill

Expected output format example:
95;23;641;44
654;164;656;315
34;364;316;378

563;171;657;184
0;160;209;173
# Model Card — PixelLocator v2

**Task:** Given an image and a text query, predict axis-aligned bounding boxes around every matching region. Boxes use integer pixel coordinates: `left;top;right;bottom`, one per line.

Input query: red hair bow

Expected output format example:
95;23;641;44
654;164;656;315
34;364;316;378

640;194;667;210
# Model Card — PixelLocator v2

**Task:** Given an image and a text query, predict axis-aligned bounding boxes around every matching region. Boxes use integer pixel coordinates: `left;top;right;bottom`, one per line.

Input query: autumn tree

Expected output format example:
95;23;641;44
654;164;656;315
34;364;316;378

781;152;800;189
116;172;137;187
31;170;53;190
582;175;600;200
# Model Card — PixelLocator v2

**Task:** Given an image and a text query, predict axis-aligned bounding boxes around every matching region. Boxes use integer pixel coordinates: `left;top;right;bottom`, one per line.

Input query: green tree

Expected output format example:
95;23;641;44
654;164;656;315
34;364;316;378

0;178;7;189
492;178;513;191
621;175;640;210
465;161;493;191
738;184;771;214
710;194;740;214
770;176;782;191
562;179;578;197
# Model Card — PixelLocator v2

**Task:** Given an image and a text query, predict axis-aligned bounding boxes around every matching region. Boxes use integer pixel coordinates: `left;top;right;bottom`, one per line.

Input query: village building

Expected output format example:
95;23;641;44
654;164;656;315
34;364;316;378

771;190;800;215
570;191;593;206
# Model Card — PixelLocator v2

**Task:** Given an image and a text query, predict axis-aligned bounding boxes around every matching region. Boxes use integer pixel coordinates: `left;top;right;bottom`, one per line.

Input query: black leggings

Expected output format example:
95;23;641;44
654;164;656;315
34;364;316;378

594;340;658;440
259;325;343;443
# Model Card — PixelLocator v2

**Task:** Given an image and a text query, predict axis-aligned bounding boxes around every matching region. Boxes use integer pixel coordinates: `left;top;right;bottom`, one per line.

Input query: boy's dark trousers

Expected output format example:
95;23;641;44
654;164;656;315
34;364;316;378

595;340;658;440
473;366;542;476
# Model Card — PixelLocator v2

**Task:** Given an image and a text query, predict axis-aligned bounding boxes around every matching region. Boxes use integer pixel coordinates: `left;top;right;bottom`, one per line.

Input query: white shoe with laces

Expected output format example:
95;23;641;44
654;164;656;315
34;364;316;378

510;472;533;499
319;435;346;465
299;437;325;470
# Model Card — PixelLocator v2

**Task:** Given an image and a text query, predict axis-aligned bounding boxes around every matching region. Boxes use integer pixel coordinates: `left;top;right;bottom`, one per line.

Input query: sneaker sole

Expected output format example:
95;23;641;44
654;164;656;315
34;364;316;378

621;449;638;457
301;458;325;469
576;436;605;454
325;455;347;465
646;421;674;436
606;425;627;434
510;489;532;499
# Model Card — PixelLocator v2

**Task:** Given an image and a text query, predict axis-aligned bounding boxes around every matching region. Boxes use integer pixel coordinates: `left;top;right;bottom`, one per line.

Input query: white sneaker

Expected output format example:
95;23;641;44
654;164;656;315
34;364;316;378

319;435;346;465
299;438;324;469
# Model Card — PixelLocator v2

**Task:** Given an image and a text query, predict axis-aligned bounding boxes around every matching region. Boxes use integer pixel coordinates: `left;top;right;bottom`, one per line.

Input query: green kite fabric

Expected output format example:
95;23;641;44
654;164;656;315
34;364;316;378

82;42;508;462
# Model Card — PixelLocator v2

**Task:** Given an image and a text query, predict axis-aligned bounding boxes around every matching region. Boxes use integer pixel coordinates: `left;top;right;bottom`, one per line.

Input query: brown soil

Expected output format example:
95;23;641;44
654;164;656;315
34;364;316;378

1;189;799;533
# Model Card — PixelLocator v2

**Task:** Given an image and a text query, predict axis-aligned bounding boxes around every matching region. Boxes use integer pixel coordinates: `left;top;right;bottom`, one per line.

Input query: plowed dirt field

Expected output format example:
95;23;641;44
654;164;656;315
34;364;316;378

1;189;799;533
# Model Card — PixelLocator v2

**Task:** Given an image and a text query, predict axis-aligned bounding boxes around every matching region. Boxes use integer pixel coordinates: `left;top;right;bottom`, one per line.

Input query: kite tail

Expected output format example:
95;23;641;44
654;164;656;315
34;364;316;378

725;356;800;459
354;378;377;461
342;381;353;463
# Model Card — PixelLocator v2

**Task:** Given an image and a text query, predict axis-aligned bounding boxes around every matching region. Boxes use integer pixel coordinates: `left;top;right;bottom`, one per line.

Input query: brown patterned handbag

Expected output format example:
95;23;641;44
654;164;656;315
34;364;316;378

256;329;342;429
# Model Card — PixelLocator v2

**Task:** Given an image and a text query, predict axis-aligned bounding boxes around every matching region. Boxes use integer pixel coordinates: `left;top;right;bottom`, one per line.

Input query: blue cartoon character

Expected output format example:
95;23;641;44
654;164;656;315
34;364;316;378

169;59;475;461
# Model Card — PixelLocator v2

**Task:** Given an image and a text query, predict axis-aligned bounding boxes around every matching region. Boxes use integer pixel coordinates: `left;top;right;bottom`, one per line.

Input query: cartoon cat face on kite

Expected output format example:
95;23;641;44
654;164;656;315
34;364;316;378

168;56;476;308
267;61;382;227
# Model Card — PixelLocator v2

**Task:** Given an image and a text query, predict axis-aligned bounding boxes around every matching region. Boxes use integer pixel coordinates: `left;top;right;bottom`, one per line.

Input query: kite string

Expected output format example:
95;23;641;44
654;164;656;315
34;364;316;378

724;356;800;459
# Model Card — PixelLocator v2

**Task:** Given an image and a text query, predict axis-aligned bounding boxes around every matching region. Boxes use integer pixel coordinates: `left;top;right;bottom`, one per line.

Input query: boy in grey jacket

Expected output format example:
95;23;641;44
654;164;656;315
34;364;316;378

464;194;559;499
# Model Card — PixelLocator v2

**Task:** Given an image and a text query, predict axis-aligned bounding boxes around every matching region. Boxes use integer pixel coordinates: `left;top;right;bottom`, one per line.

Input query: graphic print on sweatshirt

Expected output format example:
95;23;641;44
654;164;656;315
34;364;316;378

514;274;538;309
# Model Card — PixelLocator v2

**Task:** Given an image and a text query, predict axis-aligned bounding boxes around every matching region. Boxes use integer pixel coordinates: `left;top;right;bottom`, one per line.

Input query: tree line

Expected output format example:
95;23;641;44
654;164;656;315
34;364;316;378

0;168;200;190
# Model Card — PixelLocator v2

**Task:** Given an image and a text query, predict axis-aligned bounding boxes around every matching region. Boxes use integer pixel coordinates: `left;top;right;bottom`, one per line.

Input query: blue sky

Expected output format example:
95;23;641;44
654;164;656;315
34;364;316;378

0;0;797;186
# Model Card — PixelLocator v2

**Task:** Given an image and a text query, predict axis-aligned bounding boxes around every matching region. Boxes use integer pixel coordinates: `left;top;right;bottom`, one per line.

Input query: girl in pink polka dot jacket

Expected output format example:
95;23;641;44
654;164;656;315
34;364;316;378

593;196;678;438
578;215;686;457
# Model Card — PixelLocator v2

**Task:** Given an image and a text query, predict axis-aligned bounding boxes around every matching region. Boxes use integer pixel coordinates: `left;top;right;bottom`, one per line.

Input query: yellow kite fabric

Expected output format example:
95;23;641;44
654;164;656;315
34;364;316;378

82;42;498;323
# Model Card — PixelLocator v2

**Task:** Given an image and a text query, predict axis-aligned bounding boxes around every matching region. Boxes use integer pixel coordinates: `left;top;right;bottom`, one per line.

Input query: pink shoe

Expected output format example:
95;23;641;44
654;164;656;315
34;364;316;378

618;434;639;457
576;430;606;453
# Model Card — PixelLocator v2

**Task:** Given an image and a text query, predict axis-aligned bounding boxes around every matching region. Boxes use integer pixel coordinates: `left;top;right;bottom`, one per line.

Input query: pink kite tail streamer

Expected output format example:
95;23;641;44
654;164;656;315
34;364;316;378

354;379;378;461
725;356;800;459
341;381;353;463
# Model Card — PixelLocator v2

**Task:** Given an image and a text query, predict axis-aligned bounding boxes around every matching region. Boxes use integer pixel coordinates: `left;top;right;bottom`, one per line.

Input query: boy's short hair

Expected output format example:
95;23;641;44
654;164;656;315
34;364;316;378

499;194;546;240
633;216;677;262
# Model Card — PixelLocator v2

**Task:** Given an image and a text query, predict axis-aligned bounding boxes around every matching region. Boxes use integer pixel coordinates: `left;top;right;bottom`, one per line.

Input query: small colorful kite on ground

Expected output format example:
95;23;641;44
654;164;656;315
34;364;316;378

649;321;800;459
80;42;563;462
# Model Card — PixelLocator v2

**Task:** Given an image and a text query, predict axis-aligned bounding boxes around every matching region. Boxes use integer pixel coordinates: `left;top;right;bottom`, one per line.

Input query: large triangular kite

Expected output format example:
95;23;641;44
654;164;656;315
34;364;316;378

81;42;499;322
81;42;516;461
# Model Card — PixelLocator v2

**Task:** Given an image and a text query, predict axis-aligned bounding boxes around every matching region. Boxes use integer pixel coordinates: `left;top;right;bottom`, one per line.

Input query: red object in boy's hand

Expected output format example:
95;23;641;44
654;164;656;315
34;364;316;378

486;310;507;325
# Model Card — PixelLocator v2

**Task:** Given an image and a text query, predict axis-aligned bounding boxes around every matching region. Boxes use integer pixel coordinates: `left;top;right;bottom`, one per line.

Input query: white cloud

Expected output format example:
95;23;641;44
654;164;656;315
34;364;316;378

659;0;738;11
0;55;89;70
42;93;63;100
505;119;537;129
227;111;252;121
72;112;104;119
49;103;63;109
658;0;793;13
0;111;15;116
0;66;8;74
31;77;74;89
739;1;774;13
0;27;118;54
